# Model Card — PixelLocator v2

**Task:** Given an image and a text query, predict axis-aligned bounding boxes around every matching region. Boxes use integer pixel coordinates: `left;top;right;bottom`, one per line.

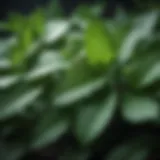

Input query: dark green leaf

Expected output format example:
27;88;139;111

0;143;25;160
74;93;117;144
0;87;42;120
106;138;150;160
139;61;160;87
32;114;69;149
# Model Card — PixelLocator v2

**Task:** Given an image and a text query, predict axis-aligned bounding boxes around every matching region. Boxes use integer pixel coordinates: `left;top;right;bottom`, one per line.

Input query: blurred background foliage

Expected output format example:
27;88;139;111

0;0;160;160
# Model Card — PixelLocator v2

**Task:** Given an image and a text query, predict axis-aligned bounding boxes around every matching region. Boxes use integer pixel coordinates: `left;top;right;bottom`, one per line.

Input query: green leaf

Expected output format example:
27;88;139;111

11;34;33;67
84;19;115;65
71;4;103;28
106;138;150;160
119;11;158;64
26;50;69;81
54;76;107;107
25;40;42;58
0;58;11;70
55;57;93;90
105;21;131;53
139;61;160;87
0;75;20;89
74;93;117;144
0;87;42;120
7;14;26;33
0;143;25;160
44;20;70;43
128;149;149;160
32;114;69;149
29;9;45;37
122;95;159;123
53;56;107;107
62;31;83;59
122;54;159;87
0;37;16;56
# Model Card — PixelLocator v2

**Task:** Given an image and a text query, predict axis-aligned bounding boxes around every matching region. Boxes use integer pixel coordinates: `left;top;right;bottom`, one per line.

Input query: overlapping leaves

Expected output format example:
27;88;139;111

0;4;159;160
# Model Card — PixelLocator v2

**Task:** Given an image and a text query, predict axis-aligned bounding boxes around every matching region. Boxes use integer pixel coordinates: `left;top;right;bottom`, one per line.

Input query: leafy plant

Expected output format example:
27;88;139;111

0;3;160;160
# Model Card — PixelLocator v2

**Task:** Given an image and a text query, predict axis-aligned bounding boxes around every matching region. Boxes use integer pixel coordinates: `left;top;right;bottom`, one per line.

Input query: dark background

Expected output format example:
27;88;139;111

0;0;136;20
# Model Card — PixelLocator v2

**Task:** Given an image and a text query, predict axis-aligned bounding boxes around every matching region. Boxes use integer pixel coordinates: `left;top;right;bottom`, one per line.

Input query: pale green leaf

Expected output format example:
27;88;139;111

44;20;70;43
122;95;159;123
0;59;11;69
26;51;69;81
0;75;20;89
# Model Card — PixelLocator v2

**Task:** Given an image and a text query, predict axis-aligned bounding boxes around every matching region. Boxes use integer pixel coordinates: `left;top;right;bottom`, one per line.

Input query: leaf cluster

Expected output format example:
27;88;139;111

0;4;160;160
